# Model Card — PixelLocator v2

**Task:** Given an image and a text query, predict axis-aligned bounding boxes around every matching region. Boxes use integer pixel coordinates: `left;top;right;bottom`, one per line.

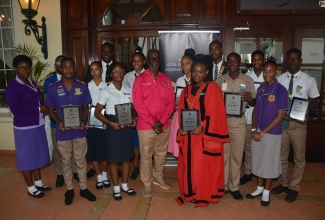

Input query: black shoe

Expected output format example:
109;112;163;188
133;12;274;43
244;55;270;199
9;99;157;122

261;195;270;206
35;185;52;191
28;190;45;198
103;180;111;188
96;182;103;189
87;168;96;179
65;189;74;205
73;173;79;182
285;189;298;203
246;192;262;199
229;190;243;200
271;184;288;195
121;188;136;196
113;192;122;200
130;167;139;180
80;189;96;202
239;174;253;185
56;175;64;187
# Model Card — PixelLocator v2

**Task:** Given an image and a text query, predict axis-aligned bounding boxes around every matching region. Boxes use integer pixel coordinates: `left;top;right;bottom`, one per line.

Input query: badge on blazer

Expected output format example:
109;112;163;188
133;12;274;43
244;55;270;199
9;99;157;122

75;88;82;95
268;95;275;102
57;88;64;93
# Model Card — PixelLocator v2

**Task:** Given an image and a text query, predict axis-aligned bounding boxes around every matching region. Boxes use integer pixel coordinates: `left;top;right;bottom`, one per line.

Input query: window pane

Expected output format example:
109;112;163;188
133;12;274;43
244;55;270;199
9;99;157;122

117;37;130;63
0;6;14;27
134;37;147;55
260;38;283;62
102;9;122;25
235;37;257;64
149;36;159;50
113;0;130;19
302;38;324;64
140;4;164;24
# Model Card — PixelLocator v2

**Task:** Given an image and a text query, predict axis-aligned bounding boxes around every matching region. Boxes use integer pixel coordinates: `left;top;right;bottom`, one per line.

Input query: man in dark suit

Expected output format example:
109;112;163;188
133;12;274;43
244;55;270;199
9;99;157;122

85;42;115;84
208;40;228;82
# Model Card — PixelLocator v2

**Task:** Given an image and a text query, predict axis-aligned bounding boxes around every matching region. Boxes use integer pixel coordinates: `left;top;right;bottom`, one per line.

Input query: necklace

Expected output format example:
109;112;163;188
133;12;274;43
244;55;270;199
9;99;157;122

185;82;209;109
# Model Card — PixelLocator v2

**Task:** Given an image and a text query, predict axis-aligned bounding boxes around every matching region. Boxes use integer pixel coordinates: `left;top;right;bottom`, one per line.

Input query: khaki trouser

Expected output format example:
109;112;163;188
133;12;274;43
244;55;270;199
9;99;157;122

138;127;171;186
224;116;246;191
278;121;307;191
57;137;87;190
51;128;77;175
244;124;252;175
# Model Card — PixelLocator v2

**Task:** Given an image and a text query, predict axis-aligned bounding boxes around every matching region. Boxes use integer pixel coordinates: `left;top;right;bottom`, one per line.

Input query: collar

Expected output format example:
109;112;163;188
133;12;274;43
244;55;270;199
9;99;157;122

102;60;113;67
108;82;124;91
285;70;301;80
16;76;33;85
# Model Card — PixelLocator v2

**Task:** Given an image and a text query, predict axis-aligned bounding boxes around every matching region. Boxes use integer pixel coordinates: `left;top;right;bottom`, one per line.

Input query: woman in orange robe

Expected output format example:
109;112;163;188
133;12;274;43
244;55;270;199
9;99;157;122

176;59;230;208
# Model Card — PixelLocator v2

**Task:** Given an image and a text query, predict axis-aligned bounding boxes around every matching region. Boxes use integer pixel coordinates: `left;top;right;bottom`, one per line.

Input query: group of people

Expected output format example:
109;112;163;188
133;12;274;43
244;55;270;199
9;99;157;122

6;40;319;208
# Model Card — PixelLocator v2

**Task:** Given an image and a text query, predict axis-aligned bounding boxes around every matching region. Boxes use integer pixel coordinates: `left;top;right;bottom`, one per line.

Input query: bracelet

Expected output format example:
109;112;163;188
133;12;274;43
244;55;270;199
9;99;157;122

260;131;265;136
110;122;114;127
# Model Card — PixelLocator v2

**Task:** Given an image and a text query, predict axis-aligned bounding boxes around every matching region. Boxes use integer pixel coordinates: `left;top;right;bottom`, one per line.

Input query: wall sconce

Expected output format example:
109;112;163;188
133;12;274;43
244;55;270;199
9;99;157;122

18;0;48;59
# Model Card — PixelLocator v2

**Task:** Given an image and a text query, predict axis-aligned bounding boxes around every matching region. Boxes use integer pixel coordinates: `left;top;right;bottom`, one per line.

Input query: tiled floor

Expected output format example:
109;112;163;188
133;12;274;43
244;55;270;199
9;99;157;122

0;153;324;220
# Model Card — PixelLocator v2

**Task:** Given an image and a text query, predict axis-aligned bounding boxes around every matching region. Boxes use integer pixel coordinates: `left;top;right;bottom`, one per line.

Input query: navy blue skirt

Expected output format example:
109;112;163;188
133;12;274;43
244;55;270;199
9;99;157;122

106;115;134;163
86;127;108;162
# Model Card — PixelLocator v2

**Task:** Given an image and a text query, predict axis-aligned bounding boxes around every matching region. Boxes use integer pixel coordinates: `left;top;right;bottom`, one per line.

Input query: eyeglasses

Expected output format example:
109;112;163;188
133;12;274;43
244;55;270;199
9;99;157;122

112;69;125;74
17;66;31;71
147;57;160;62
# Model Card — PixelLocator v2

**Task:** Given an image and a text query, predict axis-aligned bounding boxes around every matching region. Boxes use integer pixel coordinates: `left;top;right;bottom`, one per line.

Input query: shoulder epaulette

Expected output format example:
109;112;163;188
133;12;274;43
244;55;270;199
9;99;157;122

76;79;86;85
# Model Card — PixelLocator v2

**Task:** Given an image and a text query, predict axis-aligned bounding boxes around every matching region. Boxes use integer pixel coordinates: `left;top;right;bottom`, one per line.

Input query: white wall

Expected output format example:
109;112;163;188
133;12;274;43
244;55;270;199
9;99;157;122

0;0;62;151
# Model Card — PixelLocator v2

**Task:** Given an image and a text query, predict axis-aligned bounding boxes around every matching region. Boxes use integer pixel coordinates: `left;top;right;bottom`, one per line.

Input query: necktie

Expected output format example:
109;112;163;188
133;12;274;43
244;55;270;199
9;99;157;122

214;65;219;81
106;64;110;83
283;75;294;129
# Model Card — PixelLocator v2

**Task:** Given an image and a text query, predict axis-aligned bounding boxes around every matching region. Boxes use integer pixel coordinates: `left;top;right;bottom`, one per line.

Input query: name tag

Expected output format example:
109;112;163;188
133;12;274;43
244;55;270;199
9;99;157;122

222;83;227;91
124;93;130;95
58;92;66;97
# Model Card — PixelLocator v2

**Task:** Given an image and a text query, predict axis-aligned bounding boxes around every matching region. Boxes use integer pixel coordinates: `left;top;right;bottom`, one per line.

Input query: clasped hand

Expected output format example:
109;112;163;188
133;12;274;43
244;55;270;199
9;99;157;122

179;124;203;136
152;121;163;134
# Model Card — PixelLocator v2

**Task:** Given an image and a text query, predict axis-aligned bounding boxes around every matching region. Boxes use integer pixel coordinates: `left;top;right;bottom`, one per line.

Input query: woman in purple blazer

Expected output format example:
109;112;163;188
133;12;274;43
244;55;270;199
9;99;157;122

6;55;51;198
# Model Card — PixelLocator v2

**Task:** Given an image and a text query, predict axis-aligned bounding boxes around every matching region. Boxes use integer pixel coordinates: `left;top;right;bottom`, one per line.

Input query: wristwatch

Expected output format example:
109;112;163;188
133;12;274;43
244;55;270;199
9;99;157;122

251;128;257;132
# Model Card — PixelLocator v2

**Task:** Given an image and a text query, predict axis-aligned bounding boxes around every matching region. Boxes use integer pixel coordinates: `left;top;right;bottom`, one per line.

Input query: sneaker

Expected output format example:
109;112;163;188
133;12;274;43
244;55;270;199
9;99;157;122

143;185;153;197
130;167;139;180
80;188;96;202
73;173;79;182
64;189;74;205
239;174;252;185
87;168;96;179
153;177;171;189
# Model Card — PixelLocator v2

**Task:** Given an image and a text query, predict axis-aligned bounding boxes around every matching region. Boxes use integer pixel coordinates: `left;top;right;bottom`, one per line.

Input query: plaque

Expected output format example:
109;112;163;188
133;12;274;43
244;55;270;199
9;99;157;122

224;92;243;117
289;97;309;123
181;109;199;132
88;106;105;128
115;103;134;126
175;86;185;106
61;105;81;128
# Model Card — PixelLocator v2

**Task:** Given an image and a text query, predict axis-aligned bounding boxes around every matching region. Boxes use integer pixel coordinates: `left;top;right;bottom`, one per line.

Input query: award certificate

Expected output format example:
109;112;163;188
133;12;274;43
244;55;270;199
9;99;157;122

175;86;185;106
224;92;243;117
88;106;105;128
289;97;309;122
181;109;199;132
62;105;81;128
115;103;134;126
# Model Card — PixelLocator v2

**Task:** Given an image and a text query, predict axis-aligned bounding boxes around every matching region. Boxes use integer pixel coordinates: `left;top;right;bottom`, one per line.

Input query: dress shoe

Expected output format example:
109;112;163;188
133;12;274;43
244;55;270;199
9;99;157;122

28;190;45;198
285;189;298;202
229;190;243;200
130;167;139;180
56;175;64;187
153;177;171;189
113;192;122;200
103;180;111;188
261;198;270;206
96;181;103;189
87;168;95;179
73;173;79;182
246;192;262;199
65;189;74;205
80;188;96;202
35;185;52;191
271;184;288;194
143;185;153;197
121;188;136;196
239;174;253;185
